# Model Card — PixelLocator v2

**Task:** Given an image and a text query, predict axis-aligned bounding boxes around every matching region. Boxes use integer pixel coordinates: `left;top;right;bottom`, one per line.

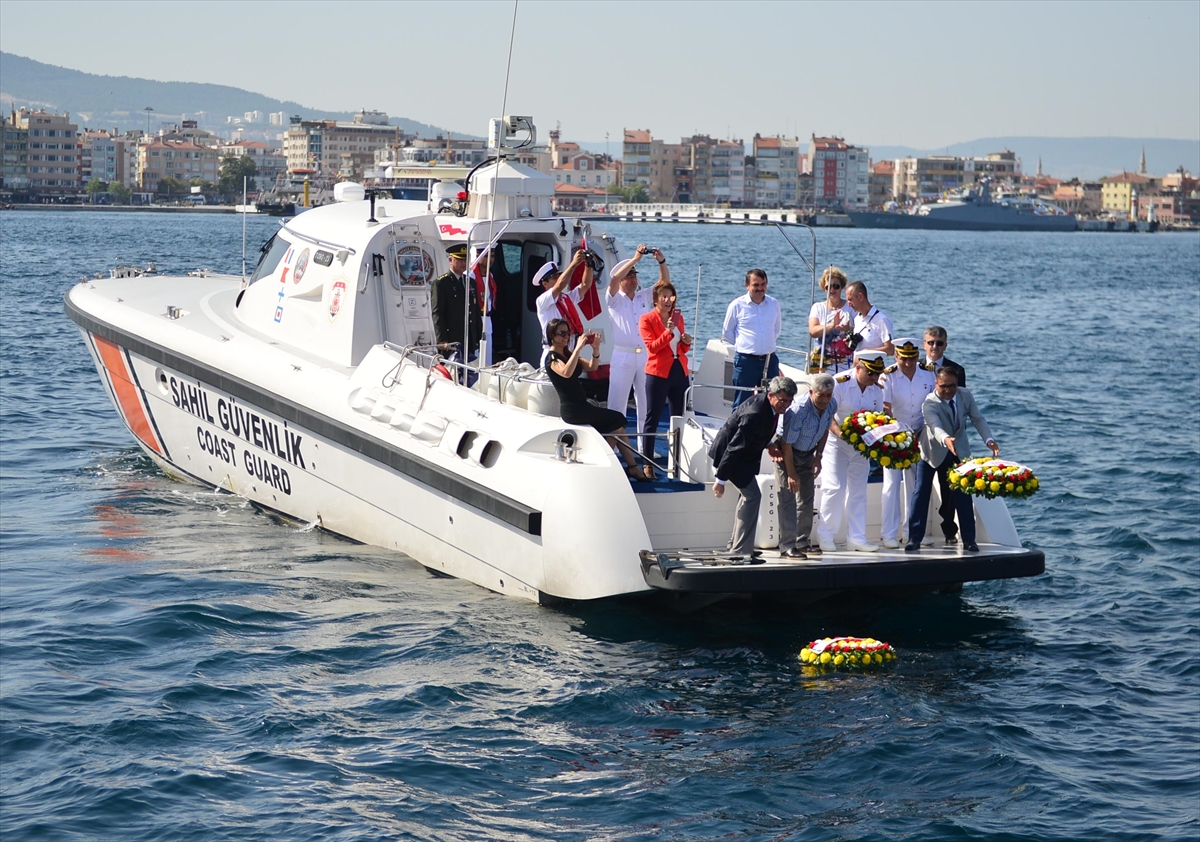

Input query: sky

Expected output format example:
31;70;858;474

2;0;1198;149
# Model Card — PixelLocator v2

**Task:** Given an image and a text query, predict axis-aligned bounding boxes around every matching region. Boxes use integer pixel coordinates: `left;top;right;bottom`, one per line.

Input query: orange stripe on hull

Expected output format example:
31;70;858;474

93;335;164;456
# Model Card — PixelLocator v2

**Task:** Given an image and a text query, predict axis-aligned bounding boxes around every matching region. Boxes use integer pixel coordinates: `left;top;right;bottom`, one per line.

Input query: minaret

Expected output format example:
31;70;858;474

1036;157;1043;177
1138;147;1147;175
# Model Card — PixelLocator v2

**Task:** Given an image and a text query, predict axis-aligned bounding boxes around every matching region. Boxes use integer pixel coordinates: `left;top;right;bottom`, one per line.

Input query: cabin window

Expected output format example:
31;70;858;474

248;232;290;286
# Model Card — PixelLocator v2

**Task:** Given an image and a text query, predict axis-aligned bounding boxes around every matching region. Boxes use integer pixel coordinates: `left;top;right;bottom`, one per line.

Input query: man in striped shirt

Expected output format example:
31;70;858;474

774;373;838;557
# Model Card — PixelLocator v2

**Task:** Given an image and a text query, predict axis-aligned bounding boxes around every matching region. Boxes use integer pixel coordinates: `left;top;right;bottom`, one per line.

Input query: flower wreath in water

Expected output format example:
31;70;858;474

948;458;1040;500
799;637;897;669
839;410;919;469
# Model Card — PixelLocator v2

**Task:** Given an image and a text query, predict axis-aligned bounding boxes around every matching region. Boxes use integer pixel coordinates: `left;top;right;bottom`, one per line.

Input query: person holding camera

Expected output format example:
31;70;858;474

638;280;692;479
544;317;643;480
722;268;783;409
808;266;857;373
605;245;666;459
844;280;894;357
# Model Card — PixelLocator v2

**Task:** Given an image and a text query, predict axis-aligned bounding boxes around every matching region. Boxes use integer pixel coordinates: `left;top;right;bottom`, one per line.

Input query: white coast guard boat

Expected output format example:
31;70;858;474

67;116;1043;604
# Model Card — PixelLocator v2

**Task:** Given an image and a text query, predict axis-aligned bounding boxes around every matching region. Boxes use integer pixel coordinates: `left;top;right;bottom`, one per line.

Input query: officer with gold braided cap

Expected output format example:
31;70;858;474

816;349;887;553
430;243;482;360
879;338;936;548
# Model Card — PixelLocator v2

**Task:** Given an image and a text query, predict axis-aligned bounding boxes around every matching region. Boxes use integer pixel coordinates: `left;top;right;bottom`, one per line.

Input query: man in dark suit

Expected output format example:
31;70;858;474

431;243;482;361
921;326;966;543
921;325;966;386
709;375;798;556
905;367;1000;553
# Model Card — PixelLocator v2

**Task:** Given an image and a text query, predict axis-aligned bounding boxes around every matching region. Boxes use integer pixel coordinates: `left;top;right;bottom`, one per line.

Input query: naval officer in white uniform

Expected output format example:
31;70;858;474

605;245;666;457
879;338;936;548
816;348;887;553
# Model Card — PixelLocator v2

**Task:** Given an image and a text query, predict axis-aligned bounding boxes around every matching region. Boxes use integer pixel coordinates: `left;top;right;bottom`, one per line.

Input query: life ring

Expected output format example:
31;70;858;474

433;363;452;380
799;637;896;669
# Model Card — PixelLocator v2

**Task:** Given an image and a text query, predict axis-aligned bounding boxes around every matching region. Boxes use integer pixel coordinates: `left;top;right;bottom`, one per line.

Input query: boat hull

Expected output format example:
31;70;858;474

847;210;1077;232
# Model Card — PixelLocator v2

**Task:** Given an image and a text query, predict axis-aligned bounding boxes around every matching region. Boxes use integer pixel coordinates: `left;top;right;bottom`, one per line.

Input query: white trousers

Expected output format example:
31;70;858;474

817;436;870;545
881;464;917;542
607;348;648;449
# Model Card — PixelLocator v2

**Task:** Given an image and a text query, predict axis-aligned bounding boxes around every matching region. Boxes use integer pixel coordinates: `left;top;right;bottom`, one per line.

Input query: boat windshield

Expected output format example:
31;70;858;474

248;233;289;286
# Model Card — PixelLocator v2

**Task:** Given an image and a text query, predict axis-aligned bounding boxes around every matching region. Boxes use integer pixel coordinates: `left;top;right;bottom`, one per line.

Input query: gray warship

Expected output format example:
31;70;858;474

847;180;1077;232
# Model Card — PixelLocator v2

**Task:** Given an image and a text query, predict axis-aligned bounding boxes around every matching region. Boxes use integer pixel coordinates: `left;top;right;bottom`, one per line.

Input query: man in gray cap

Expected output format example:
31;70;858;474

816;349;887;553
775;372;837;558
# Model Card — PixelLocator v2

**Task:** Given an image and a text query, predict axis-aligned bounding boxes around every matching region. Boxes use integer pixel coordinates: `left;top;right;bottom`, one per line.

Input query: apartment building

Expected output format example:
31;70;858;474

622;129;652;188
2;111;30;192
284;111;400;178
893;151;1021;202
649;140;689;203
17;108;79;195
711;139;745;206
869;160;895;207
89;133;125;186
1101;171;1156;215
810;135;869;209
220;139;286;183
751;135;799;207
138;140;219;192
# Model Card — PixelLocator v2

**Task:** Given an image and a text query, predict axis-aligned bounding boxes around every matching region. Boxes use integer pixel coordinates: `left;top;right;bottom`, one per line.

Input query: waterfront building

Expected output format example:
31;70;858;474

88;133;126;187
159;120;221;148
752;135;798;207
220;139;287;184
1101;171;1156;216
711;139;745;206
16;108;79;196
284;111;400;179
551;152;618;193
868;160;895;207
138;140;219;192
742;156;756;206
810;135;869;210
648;139;688;203
893;151;1020;202
622;129;651;189
1;111;30;194
1051;180;1103;215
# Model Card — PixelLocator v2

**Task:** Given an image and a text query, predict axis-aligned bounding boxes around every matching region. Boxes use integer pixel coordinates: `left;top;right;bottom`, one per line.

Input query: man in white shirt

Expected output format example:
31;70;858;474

606;245;667;452
879;338;936;548
845;281;894;357
722;268;783;409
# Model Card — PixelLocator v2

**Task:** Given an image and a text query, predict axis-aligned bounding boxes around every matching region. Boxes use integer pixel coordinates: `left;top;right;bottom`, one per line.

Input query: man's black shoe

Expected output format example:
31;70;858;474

944;534;958;545
964;543;979;552
905;542;920;553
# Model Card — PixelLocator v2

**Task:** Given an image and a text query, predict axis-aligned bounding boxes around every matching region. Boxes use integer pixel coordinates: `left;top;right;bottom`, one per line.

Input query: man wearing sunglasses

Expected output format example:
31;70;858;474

921;325;966;387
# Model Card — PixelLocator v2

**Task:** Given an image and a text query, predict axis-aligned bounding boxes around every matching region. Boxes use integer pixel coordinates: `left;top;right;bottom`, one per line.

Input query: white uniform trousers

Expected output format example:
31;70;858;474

606;348;648;450
881;464;917;543
816;435;870;546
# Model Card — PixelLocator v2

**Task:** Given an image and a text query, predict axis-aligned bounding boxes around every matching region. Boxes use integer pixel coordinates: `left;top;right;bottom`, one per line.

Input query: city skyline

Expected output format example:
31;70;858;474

1;0;1197;150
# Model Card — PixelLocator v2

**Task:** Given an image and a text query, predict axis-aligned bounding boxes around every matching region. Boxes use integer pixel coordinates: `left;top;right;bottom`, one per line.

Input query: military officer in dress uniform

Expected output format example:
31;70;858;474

431;243;482;361
879;338;936;548
816;349;887;553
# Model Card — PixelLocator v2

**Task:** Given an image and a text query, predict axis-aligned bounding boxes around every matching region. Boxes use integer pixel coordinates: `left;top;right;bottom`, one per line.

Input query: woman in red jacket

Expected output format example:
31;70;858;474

638;282;693;478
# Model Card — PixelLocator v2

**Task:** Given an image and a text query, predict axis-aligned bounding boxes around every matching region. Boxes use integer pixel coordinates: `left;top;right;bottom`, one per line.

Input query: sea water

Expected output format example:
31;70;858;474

1;211;1197;841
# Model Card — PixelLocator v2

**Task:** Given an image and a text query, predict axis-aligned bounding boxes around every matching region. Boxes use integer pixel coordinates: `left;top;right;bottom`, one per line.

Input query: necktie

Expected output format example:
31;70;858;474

949;398;958;429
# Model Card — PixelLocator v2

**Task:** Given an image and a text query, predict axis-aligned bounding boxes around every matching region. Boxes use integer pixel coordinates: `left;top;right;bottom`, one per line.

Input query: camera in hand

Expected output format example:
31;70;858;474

580;248;605;274
845;331;864;352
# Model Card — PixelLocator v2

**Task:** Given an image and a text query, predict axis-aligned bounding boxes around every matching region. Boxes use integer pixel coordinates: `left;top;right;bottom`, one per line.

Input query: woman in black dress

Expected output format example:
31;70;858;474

544;318;645;480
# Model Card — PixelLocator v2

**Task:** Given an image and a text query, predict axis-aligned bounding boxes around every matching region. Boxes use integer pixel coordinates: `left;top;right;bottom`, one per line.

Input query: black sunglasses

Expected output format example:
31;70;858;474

926;340;945;347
